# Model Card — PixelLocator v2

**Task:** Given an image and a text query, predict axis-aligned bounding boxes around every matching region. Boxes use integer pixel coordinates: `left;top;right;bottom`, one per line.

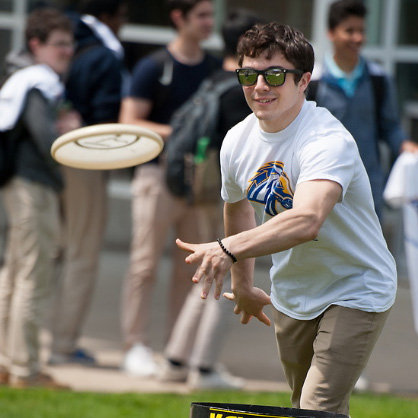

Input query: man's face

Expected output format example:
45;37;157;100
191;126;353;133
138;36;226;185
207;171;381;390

241;51;309;133
32;29;74;75
328;16;365;62
182;0;214;42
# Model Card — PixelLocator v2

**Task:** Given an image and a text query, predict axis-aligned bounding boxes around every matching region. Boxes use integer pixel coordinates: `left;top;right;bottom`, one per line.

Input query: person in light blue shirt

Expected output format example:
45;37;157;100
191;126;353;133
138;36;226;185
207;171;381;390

308;0;418;220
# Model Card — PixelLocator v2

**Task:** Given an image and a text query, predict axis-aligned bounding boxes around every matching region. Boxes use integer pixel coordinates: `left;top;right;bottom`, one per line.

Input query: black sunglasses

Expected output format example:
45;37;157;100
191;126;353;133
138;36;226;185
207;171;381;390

236;67;304;87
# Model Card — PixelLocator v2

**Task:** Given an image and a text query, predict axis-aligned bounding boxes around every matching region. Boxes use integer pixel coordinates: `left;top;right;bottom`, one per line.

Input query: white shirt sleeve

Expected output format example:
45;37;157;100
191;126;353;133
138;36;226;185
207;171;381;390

296;132;356;200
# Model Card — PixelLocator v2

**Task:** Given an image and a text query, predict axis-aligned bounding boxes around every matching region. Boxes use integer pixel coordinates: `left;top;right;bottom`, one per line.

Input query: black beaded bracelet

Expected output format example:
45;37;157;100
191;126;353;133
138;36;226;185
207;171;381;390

217;238;237;263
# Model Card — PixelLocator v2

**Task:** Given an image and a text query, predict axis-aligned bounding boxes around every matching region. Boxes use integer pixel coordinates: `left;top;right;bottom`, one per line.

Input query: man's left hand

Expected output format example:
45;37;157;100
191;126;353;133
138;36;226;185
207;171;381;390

224;287;272;326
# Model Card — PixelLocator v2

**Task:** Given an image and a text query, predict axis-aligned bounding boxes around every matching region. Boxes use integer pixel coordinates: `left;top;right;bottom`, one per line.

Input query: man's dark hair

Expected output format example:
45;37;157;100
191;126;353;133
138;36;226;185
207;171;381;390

79;0;125;17
167;0;210;28
221;9;264;58
328;0;367;30
25;8;72;49
167;0;209;14
237;22;314;83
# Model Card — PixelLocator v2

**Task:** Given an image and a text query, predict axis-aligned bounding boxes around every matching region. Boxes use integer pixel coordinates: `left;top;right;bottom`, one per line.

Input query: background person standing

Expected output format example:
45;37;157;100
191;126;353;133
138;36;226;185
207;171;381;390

0;8;79;389
307;0;418;221
157;9;258;390
48;0;128;366
118;0;221;377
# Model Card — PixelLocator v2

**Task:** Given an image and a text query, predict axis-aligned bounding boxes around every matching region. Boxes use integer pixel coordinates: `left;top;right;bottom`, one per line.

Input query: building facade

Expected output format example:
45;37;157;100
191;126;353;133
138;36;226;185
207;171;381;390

0;0;417;135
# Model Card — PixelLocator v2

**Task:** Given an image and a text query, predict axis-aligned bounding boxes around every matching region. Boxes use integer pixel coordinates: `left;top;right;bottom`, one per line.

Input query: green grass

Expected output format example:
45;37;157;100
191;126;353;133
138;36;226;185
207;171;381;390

0;388;416;418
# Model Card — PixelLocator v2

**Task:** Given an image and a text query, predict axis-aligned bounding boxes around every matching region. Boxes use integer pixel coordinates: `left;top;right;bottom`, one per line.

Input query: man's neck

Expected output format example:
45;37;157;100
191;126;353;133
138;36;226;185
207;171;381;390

167;36;204;65
333;52;359;74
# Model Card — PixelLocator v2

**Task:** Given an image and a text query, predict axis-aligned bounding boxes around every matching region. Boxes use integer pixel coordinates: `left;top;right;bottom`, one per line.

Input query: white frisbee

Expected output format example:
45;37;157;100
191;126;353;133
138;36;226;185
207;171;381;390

51;123;164;170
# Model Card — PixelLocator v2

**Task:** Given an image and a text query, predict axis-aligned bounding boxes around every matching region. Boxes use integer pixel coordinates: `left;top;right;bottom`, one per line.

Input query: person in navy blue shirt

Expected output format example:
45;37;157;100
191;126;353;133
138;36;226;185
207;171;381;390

119;0;221;377
48;0;128;367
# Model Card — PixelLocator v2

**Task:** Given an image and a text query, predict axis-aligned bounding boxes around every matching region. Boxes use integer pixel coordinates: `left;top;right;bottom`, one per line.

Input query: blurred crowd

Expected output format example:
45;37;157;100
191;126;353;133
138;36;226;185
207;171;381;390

0;0;416;396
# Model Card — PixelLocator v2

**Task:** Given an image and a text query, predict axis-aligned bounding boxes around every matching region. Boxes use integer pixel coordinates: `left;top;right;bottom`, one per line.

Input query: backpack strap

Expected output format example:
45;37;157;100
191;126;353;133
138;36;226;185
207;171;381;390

369;74;385;138
149;48;173;109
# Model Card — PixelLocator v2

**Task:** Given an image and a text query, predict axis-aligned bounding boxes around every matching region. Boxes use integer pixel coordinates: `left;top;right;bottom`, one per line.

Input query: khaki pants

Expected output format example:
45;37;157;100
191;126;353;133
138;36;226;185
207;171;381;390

121;164;200;348
0;178;59;377
272;304;390;416
50;166;107;354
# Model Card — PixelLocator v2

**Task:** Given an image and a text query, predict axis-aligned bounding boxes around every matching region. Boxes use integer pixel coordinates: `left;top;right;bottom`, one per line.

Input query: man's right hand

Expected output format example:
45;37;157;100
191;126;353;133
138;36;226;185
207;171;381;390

176;238;233;300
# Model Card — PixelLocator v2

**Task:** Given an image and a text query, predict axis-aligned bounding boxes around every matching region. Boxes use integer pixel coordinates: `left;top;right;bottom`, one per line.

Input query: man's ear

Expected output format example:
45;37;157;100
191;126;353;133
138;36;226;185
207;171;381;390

169;9;184;29
300;72;311;93
28;37;41;55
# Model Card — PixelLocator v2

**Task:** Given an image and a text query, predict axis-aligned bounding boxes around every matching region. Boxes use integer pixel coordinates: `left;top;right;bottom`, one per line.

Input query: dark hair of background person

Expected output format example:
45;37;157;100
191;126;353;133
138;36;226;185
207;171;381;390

167;0;209;15
79;0;126;17
221;9;265;59
25;8;72;50
237;22;314;82
328;0;367;30
166;0;211;28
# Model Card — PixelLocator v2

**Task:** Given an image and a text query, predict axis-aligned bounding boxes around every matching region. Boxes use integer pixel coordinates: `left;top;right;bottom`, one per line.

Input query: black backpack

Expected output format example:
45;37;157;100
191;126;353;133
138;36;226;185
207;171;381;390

0;80;20;188
165;75;238;204
0;129;18;188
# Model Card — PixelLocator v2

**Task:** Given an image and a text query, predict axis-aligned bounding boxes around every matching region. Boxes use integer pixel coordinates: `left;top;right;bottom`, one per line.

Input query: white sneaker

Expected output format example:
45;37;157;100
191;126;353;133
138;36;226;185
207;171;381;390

354;374;369;392
187;364;244;390
157;359;188;382
121;343;157;377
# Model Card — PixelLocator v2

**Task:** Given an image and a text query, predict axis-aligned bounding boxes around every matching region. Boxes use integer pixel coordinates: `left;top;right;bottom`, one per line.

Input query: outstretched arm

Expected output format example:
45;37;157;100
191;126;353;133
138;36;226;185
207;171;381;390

177;179;342;318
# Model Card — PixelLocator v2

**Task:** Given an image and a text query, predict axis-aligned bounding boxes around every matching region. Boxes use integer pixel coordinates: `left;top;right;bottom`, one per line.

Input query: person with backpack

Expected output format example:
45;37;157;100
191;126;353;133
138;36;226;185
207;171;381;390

48;0;128;367
118;0;221;377
0;8;80;389
307;0;418;221
306;0;418;391
157;9;259;390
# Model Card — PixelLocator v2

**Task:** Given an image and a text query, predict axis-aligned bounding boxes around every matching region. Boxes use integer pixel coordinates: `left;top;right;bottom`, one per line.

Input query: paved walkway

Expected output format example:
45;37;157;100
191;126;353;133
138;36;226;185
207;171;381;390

41;247;418;396
4;183;417;395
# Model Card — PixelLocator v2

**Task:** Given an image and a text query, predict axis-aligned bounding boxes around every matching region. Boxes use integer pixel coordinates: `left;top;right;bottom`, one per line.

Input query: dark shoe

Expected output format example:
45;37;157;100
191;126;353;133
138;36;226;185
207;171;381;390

9;372;70;389
48;348;96;366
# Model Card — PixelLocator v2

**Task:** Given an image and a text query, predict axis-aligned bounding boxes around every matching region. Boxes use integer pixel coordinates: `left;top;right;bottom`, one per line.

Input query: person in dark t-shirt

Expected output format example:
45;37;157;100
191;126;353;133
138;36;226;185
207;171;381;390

118;0;222;378
156;9;262;390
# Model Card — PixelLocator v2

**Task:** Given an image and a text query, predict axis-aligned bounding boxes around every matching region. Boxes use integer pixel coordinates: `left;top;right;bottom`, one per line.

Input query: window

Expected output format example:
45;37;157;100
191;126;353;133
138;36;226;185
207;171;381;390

126;0;170;26
0;0;12;12
364;0;383;45
226;0;313;39
397;62;418;107
398;0;418;45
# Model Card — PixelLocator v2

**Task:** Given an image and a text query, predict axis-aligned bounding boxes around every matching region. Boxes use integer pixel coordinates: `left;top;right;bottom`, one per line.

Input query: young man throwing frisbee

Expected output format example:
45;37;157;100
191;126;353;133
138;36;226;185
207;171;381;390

177;23;396;416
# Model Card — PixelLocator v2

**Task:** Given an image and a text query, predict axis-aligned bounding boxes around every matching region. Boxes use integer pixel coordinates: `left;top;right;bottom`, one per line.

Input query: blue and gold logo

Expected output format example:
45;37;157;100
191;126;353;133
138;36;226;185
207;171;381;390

247;161;294;216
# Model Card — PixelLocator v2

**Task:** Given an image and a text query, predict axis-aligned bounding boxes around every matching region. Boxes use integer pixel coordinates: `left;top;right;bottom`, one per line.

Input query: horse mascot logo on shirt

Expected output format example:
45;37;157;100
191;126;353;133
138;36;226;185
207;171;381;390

247;161;294;216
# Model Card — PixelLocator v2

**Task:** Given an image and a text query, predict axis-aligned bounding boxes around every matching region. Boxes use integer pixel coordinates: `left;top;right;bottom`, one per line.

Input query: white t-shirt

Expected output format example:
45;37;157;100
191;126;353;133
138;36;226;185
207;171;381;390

221;100;397;319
